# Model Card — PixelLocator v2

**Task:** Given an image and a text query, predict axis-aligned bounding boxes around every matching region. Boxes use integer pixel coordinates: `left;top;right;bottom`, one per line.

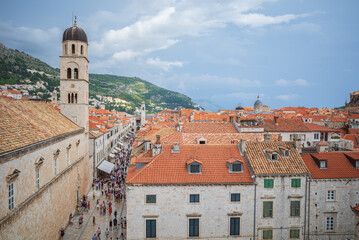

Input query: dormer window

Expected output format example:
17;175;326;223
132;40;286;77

320;160;327;169
278;146;290;157
187;159;202;174
226;158;243;172
265;148;278;161
271;152;278;161
356;160;359;169
283;149;289;157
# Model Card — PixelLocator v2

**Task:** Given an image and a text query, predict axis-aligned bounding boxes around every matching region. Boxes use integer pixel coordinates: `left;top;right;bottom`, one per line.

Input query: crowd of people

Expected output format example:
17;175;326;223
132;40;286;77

90;134;135;240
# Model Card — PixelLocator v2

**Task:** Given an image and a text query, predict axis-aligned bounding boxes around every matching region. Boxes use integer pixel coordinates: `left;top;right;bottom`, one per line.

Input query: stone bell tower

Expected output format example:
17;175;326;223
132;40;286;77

59;17;89;133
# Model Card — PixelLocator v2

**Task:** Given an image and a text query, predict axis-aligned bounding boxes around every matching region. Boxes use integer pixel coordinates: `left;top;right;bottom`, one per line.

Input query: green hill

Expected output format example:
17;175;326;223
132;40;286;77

0;43;199;113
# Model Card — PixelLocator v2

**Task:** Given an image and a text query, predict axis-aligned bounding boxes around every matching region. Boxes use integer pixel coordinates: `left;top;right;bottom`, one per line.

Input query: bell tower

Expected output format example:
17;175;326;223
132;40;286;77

59;17;89;133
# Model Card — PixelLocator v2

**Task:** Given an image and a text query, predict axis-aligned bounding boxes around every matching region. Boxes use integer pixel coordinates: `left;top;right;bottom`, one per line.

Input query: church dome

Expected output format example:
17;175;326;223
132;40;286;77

62;20;88;43
235;104;244;110
254;95;263;106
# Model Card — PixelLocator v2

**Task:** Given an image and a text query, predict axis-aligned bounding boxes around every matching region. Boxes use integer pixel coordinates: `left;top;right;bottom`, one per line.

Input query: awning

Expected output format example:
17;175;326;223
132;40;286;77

97;160;115;174
117;142;124;146
109;153;115;158
115;147;121;151
111;149;118;154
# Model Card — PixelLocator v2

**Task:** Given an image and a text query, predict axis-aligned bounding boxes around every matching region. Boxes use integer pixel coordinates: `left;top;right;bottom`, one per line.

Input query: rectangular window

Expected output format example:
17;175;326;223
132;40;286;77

67;149;70;166
290;201;300;217
189;218;199;237
320;161;327;168
291;179;301;188
230;217;240;236
231;163;242;172
190;164;200;173
146;195;156;203
36;168;40;189
263;229;273;239
54;157;57;175
314;133;319;140
8;183;15;210
231;193;241;202
190;194;200;203
263;201;273;218
326;216;334;231
356;161;359;169
327;190;335;201
290;229;300;238
264;179;274;188
146;219;156;238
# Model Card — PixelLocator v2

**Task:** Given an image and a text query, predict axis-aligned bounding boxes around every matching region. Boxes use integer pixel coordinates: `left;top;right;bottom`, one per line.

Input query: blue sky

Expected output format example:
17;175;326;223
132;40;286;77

0;0;358;110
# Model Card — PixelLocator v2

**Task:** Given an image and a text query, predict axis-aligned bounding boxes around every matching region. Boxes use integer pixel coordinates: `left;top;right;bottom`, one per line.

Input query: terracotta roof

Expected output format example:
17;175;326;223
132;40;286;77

245;141;310;175
183;122;239;133
304;123;338;132
302;152;359;179
127;145;253;184
263;119;337;132
0;98;82;155
348;128;359;134
342;134;359;148
348;114;359;119
183;133;279;145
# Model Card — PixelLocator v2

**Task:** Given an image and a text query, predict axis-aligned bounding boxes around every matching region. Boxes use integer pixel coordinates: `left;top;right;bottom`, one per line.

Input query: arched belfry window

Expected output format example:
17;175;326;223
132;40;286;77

67;68;71;79
81;45;83;55
71;93;74;104
64;44;67;55
75;93;78;103
74;68;78;79
68;93;71;103
72;44;75;54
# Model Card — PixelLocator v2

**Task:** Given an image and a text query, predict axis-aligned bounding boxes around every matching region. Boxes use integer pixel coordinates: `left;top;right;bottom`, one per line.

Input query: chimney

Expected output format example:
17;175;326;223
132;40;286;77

172;142;180;153
155;135;161;145
264;133;271;143
293;134;302;154
239;139;246;154
274;116;279;125
316;142;329;153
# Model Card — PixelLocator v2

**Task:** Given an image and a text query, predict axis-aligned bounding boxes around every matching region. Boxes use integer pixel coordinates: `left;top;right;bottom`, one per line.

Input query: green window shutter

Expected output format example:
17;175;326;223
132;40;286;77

263;230;273;239
264;179;274;188
290;201;300;216
290;229;300;238
263;201;273;217
291;179;301;188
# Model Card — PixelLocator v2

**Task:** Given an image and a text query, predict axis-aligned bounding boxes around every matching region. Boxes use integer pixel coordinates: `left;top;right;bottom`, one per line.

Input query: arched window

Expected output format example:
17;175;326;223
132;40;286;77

74;68;78;79
75;93;78;103
72;44;75;54
67;68;71;79
68;93;71;103
81;45;83;55
71;93;74;104
64;44;67;55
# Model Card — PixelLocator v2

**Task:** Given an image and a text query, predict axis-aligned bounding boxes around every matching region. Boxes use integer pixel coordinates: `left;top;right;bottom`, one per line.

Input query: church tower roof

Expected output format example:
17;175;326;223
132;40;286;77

62;17;88;43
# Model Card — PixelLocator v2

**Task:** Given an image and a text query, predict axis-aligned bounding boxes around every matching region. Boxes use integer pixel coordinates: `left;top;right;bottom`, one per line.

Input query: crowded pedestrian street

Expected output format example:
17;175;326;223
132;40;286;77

63;134;135;240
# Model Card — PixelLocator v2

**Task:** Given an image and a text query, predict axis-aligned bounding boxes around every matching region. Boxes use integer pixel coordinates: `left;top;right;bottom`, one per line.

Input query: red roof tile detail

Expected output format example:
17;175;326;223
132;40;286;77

127;145;253;184
183;122;238;133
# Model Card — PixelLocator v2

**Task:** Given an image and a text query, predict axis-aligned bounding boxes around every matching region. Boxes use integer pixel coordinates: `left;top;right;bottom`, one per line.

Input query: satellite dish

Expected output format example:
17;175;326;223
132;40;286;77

307;141;311;147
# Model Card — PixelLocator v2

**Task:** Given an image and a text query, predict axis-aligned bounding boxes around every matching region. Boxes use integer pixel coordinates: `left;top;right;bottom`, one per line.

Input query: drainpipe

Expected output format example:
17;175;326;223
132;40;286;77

307;177;311;239
304;175;308;240
253;176;257;240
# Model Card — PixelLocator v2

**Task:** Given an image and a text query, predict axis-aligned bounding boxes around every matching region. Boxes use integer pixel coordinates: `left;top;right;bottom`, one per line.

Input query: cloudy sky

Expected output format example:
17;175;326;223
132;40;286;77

0;0;358;110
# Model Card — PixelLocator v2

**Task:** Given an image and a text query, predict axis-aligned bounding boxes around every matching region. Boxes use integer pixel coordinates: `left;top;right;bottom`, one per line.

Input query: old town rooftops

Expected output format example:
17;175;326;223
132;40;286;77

126;145;253;185
301;151;359;179
244;141;310;176
182;122;239;133
0;98;82;155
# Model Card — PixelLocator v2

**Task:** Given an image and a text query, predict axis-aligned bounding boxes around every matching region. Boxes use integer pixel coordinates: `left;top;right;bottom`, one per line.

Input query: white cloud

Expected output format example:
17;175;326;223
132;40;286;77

275;78;308;86
233;13;309;28
146;58;184;71
276;94;299;100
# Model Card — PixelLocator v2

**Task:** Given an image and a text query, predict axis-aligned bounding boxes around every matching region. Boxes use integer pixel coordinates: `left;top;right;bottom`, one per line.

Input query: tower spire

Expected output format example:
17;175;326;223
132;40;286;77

74;16;77;27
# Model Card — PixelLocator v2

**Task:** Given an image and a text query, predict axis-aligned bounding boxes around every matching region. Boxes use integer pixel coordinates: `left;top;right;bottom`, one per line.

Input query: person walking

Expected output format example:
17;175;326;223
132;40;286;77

78;215;83;226
105;228;109;239
97;227;101;238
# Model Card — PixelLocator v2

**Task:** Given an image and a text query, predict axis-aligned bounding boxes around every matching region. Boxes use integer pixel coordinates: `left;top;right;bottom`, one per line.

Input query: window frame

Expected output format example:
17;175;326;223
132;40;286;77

290;229;300;239
189;194;200;203
291;178;301;188
230;217;240;236
326;216;335;231
231;162;243;172
145;219;156;238
327;190;335;201
54;157;57;175
320;160;327;169
146;194;156;204
271;152;278;161
264;179;274;188
189;163;201;174
263;201;273;218
290;201;300;217
8;182;15;210
189;218;199;237
230;193;241;202
263;229;273;239
36;167;40;189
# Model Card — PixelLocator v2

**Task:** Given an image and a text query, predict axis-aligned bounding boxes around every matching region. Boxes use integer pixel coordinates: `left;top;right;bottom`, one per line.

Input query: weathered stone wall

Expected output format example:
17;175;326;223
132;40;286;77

127;184;255;240
307;179;359;239
255;176;307;240
0;132;91;240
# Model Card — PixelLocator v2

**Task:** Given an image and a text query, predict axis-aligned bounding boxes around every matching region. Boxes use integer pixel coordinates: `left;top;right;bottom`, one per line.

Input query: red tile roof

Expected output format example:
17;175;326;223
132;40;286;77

302;152;359;179
127;145;253;184
342;134;359;148
245;141;310;175
183;122;238;133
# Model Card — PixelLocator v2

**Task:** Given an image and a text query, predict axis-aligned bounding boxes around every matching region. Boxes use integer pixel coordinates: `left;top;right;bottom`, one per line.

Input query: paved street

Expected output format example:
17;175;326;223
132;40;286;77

64;188;127;240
